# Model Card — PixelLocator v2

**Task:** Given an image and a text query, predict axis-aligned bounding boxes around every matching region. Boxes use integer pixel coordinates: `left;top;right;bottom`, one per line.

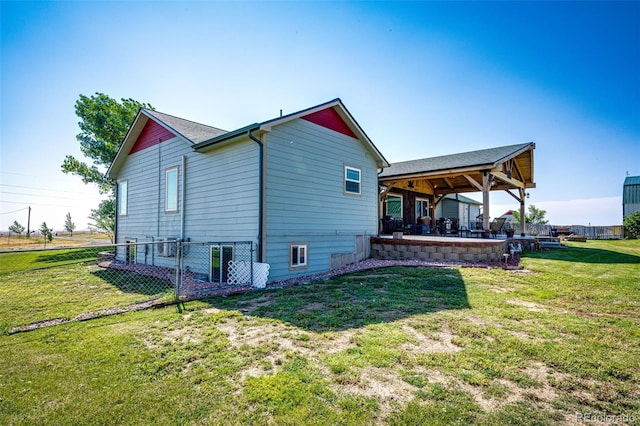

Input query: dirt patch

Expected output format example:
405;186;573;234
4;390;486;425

323;331;357;354
334;367;416;419
400;325;462;354
506;299;548;313
461;361;558;412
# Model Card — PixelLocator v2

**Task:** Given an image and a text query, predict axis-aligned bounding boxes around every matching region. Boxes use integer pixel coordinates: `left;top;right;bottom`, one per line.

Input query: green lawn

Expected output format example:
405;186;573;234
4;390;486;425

1;240;638;425
0;249;175;334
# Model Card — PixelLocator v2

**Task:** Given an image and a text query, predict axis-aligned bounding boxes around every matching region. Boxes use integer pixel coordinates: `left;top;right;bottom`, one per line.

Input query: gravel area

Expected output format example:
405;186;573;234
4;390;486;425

268;255;522;288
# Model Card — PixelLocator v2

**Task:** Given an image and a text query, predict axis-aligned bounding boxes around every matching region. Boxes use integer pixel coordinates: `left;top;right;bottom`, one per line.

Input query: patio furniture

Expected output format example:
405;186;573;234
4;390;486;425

489;217;507;238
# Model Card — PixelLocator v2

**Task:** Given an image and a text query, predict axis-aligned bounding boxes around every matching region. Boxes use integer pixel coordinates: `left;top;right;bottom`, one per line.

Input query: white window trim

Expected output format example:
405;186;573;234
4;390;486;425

165;167;178;213
289;242;308;270
118;180;128;216
344;165;362;195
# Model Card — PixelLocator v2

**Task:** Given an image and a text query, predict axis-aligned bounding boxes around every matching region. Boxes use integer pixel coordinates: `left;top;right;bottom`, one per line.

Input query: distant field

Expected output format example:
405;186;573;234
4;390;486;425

0;239;638;425
0;232;112;250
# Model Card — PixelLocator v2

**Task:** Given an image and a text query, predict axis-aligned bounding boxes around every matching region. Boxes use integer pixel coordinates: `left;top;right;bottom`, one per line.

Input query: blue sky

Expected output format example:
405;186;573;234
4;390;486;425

1;1;639;230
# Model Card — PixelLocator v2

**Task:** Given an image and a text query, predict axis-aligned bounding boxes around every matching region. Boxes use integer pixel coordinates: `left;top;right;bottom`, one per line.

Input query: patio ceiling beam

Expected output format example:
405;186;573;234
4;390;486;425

505;189;523;202
490;171;524;189
463;174;483;191
379;182;398;198
444;177;455;189
512;158;525;182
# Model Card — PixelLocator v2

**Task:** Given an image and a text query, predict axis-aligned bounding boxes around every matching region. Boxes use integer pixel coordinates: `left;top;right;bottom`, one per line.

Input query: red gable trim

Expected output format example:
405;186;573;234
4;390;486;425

301;107;357;139
129;119;176;154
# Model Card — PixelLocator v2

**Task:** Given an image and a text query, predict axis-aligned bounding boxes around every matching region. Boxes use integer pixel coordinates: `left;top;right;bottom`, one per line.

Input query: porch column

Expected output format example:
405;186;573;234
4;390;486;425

519;188;526;236
482;171;490;230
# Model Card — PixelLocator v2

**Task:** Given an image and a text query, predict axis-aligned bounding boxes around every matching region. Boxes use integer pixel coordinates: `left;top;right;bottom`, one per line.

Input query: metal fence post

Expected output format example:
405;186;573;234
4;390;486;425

174;241;182;300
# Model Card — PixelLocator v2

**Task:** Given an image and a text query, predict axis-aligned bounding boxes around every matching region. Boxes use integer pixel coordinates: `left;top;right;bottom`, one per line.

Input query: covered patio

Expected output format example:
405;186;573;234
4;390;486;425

379;142;536;237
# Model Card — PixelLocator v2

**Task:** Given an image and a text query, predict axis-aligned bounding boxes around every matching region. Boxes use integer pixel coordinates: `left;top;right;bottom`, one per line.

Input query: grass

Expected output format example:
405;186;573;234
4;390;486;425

0;240;639;425
0;232;112;250
0;249;174;333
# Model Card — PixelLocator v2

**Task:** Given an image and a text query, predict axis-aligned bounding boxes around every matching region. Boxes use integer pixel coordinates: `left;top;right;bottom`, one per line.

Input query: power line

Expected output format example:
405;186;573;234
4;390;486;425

0;207;29;215
0;183;100;195
0;200;74;208
0;190;93;201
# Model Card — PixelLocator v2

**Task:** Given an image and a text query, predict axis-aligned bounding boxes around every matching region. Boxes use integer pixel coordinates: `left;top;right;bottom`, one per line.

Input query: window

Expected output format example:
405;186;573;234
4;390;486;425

386;195;402;218
416;199;430;219
290;243;308;269
165;167;178;212
118;180;128;216
344;166;361;195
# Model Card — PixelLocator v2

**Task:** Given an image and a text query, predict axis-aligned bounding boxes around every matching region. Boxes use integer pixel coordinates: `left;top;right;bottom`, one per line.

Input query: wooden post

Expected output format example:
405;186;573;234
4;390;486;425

482;172;490;230
519;188;526;236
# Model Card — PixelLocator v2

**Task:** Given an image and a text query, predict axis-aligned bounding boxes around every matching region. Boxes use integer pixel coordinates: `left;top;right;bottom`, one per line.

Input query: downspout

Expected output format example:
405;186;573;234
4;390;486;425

247;129;264;262
114;182;119;245
180;155;186;241
377;168;384;235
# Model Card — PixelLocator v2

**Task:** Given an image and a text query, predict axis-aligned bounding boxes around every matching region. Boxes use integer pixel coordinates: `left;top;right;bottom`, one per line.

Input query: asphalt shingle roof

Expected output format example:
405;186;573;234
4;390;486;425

145;109;227;144
380;142;532;178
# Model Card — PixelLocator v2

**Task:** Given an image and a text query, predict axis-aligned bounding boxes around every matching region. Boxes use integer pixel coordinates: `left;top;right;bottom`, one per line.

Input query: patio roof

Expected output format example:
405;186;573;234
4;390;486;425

379;142;536;230
380;142;535;196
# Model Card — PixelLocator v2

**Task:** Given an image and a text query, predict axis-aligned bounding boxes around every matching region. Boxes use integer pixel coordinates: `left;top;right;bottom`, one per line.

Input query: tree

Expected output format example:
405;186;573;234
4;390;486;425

512;204;549;225
88;199;115;242
623;211;640;239
61;93;154;194
8;220;25;235
61;93;153;242
64;212;76;236
39;222;53;246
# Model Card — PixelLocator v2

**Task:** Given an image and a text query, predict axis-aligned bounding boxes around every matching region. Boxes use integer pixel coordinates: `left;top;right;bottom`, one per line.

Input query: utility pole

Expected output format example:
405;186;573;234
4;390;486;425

26;206;31;237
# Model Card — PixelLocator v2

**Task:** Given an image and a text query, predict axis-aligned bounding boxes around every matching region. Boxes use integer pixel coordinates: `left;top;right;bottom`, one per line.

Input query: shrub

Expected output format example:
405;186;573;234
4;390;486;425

623;211;640;239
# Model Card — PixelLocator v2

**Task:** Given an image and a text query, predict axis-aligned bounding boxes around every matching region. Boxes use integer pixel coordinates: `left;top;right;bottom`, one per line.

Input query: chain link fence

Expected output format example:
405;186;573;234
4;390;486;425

1;240;265;333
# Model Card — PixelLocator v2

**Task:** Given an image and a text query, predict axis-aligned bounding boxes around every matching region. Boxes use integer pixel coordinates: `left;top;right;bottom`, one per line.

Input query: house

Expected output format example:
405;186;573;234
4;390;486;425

106;99;389;283
434;194;483;229
623;175;640;219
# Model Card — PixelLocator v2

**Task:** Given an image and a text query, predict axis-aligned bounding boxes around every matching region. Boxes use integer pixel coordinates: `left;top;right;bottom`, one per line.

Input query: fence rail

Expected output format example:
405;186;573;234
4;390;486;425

511;224;625;240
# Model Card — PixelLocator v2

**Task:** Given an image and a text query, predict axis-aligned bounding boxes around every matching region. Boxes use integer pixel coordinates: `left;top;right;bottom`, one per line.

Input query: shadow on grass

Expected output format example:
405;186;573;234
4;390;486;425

205;266;470;332
91;269;173;296
35;247;103;264
524;246;640;264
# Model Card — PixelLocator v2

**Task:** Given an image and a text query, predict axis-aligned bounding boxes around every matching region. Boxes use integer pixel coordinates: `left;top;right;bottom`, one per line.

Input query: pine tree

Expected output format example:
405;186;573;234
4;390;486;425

64;212;76;236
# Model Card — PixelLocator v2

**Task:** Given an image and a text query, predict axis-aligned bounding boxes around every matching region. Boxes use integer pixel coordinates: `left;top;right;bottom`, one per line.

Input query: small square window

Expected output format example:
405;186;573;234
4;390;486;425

290;243;308;269
345;166;361;195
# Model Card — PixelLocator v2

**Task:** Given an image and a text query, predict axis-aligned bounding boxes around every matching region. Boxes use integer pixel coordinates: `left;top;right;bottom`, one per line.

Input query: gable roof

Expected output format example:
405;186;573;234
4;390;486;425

379;142;535;196
192;98;389;168
380;143;533;178
144;110;227;144
107;99;388;178
107;109;227;178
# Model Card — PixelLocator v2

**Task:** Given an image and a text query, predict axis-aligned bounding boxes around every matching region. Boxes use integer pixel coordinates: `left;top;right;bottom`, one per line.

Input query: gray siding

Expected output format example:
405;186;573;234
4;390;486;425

115;136;260;269
115;116;381;283
183;140;259;241
116;138;184;268
264;119;379;281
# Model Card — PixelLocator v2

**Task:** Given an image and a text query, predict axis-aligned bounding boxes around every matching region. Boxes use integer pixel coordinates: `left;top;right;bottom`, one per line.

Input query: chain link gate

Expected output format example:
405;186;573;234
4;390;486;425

175;241;263;299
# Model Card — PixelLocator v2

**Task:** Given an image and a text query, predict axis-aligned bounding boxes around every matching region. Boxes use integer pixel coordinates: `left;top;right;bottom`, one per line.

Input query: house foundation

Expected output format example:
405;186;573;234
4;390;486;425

370;236;507;263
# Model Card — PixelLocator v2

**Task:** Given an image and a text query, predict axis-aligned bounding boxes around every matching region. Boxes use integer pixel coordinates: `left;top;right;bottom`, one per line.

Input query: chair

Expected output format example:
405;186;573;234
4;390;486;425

489;217;507;238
